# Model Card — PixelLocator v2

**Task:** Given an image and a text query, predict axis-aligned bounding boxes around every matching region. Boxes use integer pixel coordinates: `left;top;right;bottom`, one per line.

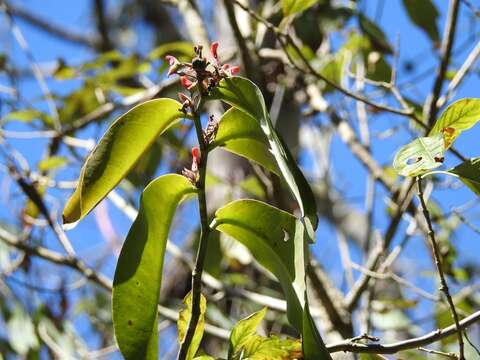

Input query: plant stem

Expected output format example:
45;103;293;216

416;177;464;360
177;106;210;360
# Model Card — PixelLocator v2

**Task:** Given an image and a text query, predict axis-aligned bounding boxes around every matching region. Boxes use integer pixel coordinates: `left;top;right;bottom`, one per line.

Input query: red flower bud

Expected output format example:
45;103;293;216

180;76;194;89
192;146;200;164
229;65;240;75
210;42;219;60
222;64;230;70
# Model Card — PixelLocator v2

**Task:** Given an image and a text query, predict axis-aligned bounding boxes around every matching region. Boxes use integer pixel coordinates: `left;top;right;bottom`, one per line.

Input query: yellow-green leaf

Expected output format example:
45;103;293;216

429;98;480;148
393;134;445;177
229;308;267;358
177;291;207;360
281;0;319;16
112;174;196;360
63;98;184;226
211;107;279;175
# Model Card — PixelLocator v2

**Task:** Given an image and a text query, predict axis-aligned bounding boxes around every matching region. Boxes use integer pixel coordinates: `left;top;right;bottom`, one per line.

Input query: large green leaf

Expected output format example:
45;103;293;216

211;107;279;175
393;134;445;177
63;99;184;226
429;98;480;148
210;77;318;237
212;200;331;360
281;0;319;16
177;291;207;360
402;0;439;43
448;157;480;195
112;174;196;360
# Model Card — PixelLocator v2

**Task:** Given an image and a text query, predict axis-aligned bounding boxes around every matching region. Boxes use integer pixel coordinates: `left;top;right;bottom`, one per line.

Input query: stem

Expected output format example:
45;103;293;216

177;104;210;360
416;177;464;360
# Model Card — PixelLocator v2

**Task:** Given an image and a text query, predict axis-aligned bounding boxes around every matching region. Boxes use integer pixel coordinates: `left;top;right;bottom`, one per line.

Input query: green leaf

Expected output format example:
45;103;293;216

210;77;318;237
63;98;184;226
2;109;52;124
240;335;302;360
448;157;480;195
112;174;196;360
229;308;302;360
212;200;331;360
281;0;319;16
358;14;393;54
229;308;267;358
178;291;207;360
37;156;68;172
402;0;440;42
393;134;445;177
429;98;480;148
211;107;279;175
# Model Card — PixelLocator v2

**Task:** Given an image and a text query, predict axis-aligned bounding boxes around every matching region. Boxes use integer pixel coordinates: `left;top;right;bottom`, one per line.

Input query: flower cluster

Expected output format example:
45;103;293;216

165;42;240;112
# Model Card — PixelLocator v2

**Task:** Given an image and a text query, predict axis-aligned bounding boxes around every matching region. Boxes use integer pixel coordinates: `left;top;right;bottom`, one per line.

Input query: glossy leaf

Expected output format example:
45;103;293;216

211;107;279;175
177;291;207;360
429;98;480;148
448;157;480;195
393;134;445;177
281;0;318;16
240;335;302;360
229;307;267;358
212;200;331;359
210;77;318;237
402;0;439;42
112;174;196;360
63;98;184;226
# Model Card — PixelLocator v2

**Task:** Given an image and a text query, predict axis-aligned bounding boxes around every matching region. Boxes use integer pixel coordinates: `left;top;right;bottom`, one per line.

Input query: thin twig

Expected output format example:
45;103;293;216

425;0;461;127
417;176;464;359
326;309;480;354
177;101;210;360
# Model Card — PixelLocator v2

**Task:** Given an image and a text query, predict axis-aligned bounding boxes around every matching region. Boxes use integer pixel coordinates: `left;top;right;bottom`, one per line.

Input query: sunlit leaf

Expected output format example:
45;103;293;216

393;134;445;177
281;0;319;16
240;335;302;360
210;77;318;237
2;109;52;124
229;307;267;358
37;156;68;172
112;174;196;360
212;200;331;359
7;306;39;355
63;98;185;226
448;157;480;195
429;98;480;148
177;291;207;360
402;0;440;43
211;107;279;175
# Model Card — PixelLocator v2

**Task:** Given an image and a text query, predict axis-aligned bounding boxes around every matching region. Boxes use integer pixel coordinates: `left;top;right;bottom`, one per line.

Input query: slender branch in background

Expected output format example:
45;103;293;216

417;177;464;359
437;40;480;108
2;1;61;131
93;0;112;51
222;0;255;79
425;0;460;127
326;310;480;355
177;98;210;359
3;0;100;48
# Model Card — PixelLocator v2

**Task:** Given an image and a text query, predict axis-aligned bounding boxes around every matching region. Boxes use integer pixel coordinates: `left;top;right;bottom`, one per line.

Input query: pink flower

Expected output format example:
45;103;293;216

165;55;178;66
166;55;180;76
210;42;219;60
180;76;194;89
